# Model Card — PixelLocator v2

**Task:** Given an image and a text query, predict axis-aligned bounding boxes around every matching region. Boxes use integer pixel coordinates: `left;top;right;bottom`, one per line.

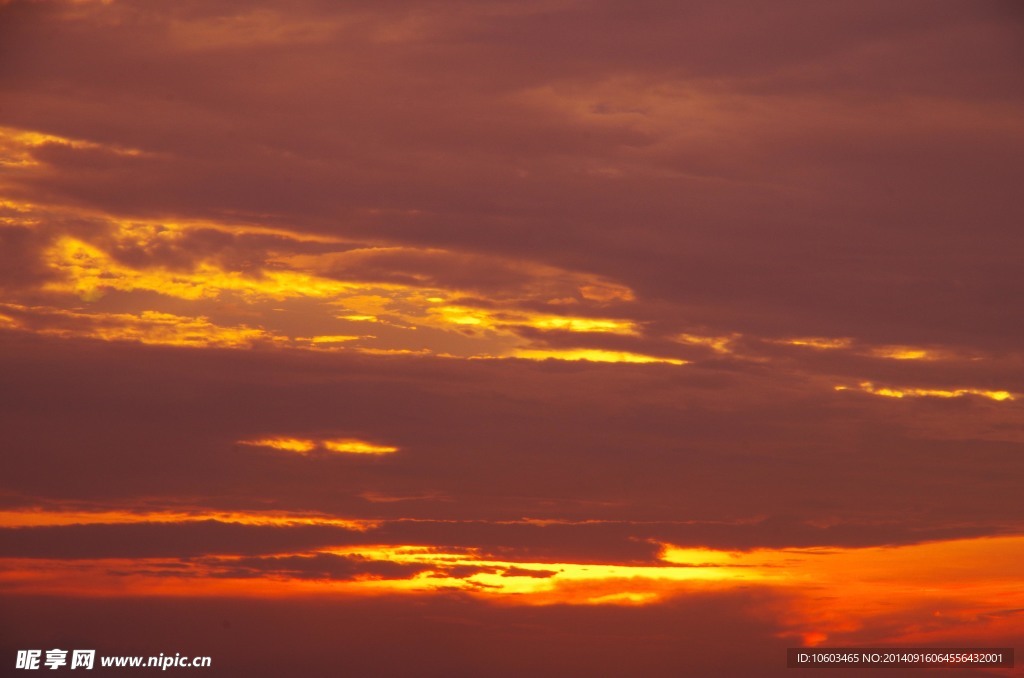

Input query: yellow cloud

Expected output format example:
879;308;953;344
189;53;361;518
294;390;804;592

775;336;957;362
676;332;738;353
775;336;853;350
239;437;317;453
44;237;359;302
866;346;938;360
511;348;686;365
428;305;638;335
322;439;398;455
1;304;283;348
42;235;640;346
835;382;1014;402
239;436;399;455
21;212;661;361
0;126;143;168
299;335;363;345
0;508;373;531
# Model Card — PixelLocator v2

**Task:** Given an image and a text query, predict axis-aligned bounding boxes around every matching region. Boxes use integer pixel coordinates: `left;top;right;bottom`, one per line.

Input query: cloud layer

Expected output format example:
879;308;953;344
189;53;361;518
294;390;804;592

1;0;1022;674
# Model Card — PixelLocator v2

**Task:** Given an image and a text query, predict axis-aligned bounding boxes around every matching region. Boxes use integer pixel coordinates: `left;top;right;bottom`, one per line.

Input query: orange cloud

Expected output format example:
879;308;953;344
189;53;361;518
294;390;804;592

4;529;1023;647
0;508;373;531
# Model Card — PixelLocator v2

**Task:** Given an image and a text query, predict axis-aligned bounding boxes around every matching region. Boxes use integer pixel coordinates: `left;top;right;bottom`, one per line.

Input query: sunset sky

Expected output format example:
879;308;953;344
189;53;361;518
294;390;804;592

1;1;1023;675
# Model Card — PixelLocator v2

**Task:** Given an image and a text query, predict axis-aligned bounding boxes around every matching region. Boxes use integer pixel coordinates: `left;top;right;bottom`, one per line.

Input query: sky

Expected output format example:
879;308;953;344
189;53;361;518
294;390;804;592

1;1;1023;675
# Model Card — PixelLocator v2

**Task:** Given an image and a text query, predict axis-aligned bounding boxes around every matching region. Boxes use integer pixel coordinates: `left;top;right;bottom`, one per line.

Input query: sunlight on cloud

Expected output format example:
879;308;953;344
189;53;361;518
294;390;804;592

239;437;318;453
775;336;951;361
322;439;398;455
675;332;738;354
76;311;279;348
311;544;783;601
298;335;364;345
0;126;143;168
239;436;398;455
775;336;853;350
44;237;360;302
29;225;651;361
511;349;686;365
866;346;939;360
428;304;638;335
8;532;1023;640
0;304;284;348
0;508;374;531
109;215;346;244
835;381;1014;402
13;221;1004;377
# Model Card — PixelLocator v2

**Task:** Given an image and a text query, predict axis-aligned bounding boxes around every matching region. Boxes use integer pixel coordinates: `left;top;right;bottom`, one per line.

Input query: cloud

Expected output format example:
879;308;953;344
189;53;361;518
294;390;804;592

2;331;1022;537
835;381;1014;402
0;521;364;559
1;304;286;348
207;552;433;581
2;0;1022;354
239;436;398;456
1;0;1022;668
3;530;1024;665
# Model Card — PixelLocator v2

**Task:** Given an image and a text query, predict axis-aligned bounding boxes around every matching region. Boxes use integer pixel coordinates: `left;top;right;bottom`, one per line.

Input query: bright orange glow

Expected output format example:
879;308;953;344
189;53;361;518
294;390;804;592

318;544;782;597
4;533;1023;643
751;535;1024;645
659;546;747;566
836;381;1014;401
